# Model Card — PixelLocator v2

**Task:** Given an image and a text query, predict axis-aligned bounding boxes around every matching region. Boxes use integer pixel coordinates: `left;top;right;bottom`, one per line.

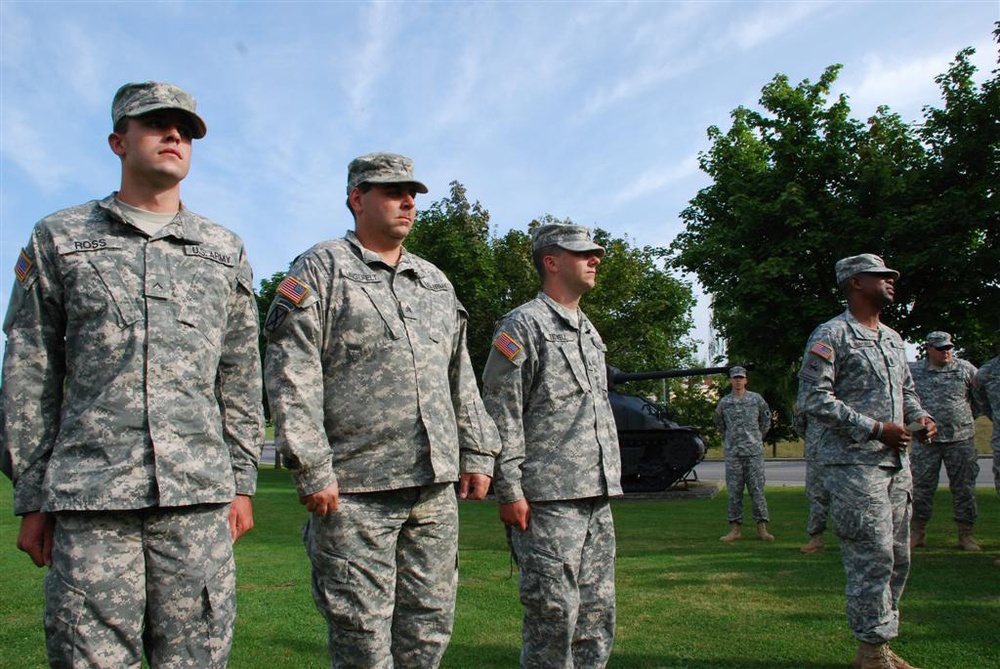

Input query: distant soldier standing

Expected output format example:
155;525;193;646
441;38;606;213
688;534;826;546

797;254;935;669
795;408;830;554
909;331;984;551
263;153;501;668
714;366;774;542
1;82;264;666
482;222;621;668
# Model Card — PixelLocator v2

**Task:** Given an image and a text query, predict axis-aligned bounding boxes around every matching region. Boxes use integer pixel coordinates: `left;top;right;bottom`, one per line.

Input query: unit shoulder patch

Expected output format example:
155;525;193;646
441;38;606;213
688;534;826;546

264;302;291;334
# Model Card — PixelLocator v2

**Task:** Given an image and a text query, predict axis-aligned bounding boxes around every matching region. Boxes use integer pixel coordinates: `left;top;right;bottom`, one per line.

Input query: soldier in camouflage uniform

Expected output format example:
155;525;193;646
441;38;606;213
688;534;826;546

714;366;774;542
482;223;621;669
794;407;830;554
797;254;935;669
263;153;500;669
908;331;985;551
1;82;264;667
973;338;999;566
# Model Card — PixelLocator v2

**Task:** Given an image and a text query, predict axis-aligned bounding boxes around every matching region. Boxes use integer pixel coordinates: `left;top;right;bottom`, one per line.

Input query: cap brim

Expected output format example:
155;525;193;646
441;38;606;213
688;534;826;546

363;178;429;194
130;105;207;139
556;241;606;257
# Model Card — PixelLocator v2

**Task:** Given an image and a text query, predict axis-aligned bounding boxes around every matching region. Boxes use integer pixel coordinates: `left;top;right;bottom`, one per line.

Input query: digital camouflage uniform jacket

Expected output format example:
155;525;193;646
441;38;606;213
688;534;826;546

713;391;771;457
908;357;981;442
2;194;264;515
481;292;622;504
797;310;929;466
263;232;499;496
974;356;999;452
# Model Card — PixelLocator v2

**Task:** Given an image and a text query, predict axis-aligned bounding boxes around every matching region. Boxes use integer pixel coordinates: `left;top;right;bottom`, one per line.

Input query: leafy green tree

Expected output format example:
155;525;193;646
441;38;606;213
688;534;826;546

586;229;696;373
885;35;1000;363
672;30;1000;427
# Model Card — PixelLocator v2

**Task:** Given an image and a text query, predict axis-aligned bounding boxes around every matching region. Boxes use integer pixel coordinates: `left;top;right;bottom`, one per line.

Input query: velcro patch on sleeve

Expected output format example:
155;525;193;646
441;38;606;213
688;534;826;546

277;276;311;305
14;249;33;283
809;341;834;361
493;331;522;361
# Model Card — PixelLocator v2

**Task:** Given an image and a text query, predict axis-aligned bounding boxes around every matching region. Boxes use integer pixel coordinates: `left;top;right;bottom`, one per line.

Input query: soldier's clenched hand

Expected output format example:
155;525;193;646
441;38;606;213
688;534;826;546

300;482;340;516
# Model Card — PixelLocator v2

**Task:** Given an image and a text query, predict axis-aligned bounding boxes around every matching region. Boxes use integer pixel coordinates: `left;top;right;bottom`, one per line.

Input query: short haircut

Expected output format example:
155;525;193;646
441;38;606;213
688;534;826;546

345;182;374;220
532;244;562;279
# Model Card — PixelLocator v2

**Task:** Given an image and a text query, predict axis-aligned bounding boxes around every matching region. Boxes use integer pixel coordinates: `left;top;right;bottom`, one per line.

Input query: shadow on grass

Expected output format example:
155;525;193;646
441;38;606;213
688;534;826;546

608;654;846;669
444;642;849;668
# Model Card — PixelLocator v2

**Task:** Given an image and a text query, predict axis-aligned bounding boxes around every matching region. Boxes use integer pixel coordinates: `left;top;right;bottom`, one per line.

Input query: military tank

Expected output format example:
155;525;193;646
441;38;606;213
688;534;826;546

608;366;728;492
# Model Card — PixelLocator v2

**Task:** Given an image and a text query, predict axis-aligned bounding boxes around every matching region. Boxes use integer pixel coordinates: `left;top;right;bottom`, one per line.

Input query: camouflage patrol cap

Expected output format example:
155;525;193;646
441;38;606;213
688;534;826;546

834;253;899;284
112;82;207;139
347;152;428;195
530;223;605;257
925;331;954;349
729;366;747;378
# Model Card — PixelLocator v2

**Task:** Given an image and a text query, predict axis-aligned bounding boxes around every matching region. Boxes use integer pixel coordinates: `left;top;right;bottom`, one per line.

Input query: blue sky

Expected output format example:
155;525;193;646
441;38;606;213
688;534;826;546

2;1;997;360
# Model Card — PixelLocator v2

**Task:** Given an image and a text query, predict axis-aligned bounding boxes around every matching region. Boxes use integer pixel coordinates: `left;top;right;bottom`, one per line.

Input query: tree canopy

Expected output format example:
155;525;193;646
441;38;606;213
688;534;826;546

671;27;1000;427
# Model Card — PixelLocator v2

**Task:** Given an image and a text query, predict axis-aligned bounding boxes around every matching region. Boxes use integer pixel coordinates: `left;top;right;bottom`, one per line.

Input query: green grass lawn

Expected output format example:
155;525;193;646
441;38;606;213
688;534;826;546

2;469;998;668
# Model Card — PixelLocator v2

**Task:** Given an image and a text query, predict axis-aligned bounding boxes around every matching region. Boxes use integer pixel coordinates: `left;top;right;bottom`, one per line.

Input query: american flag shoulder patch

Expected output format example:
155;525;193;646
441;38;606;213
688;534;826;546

809;341;834;361
493;331;522;361
277;276;310;305
14;249;33;283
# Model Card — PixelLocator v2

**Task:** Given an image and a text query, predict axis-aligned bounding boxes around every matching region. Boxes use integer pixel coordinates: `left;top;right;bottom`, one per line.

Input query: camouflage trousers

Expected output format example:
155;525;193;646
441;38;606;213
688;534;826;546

44;504;235;668
805;457;830;536
724;454;770;524
303;482;458;669
911;437;979;525
509;497;616;669
825;464;911;644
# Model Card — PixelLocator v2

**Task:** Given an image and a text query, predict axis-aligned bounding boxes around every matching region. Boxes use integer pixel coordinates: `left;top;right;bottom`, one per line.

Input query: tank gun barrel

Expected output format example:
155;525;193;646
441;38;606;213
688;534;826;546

607;365;742;390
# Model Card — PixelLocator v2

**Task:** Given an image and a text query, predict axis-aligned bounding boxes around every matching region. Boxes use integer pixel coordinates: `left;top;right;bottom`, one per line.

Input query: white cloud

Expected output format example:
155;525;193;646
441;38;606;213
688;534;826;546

615;152;701;204
721;0;831;52
840;36;996;122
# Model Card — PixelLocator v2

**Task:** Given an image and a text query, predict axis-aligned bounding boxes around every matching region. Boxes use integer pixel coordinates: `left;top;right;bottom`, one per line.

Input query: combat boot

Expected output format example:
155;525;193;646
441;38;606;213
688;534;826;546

800;533;824;554
756;521;774;541
956;524;982;551
852;641;894;669
720;523;741;542
909;518;927;549
884;644;922;669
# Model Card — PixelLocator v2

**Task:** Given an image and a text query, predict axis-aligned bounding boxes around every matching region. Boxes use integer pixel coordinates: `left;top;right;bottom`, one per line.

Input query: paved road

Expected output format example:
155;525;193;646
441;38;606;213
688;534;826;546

693;456;996;488
263;443;995;489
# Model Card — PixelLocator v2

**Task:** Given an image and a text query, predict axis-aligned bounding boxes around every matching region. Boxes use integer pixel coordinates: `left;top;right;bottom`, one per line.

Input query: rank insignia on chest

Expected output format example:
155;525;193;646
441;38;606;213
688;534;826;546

277;276;310;305
14;249;33;283
809;341;834;361
494;331;522;361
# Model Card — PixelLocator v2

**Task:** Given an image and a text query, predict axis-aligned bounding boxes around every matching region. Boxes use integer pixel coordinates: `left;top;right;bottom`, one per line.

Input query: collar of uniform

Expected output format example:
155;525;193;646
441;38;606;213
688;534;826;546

100;193;205;244
843;309;885;341
924;358;956;372
345;230;420;275
538;291;582;329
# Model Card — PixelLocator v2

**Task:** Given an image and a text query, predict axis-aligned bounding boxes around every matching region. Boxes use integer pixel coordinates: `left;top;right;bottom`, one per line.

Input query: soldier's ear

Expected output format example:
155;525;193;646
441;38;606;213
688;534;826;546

109;132;126;158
